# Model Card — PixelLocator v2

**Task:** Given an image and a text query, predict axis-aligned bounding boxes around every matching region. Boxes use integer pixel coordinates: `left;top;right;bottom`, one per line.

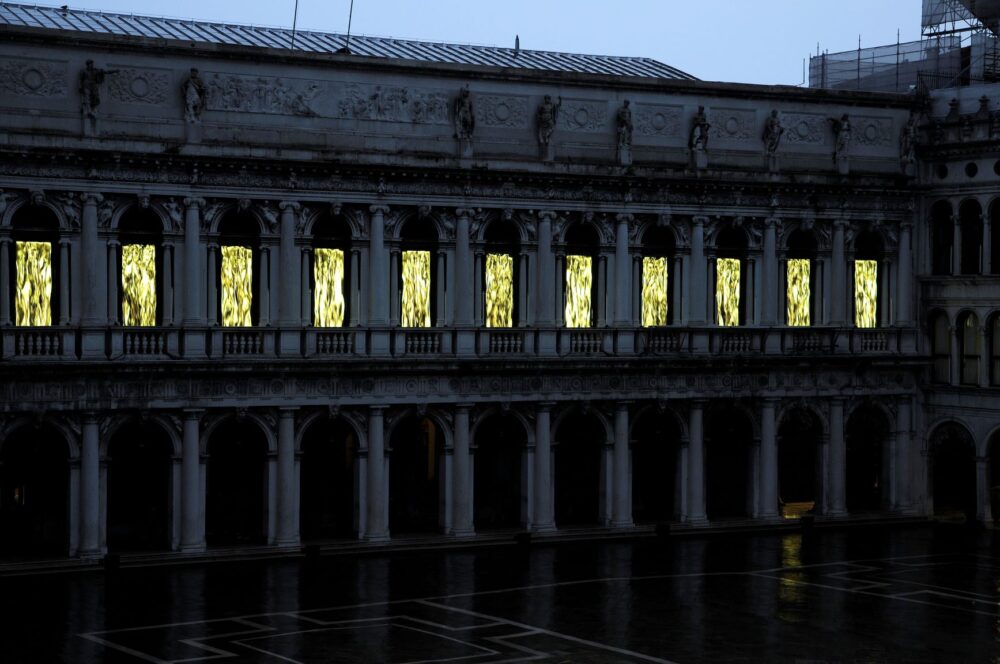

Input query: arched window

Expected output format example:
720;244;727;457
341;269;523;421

990;314;1000;386
785;228;818;327
217;209;261;327
483;219;520;328
959;200;983;275
9;205;60;327
641;225;675;327
853;230;883;328
311;214;351;327
714;224;748;327
930;311;951;384
991;201;1000;276
930;200;953;276
117;206;162;327
563;223;600;328
958;311;981;385
399;217;438;328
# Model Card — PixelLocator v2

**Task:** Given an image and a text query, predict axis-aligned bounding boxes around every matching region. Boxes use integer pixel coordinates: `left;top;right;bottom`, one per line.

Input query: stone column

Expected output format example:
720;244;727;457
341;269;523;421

689;217;707;325
349;249;361;326
827;398;847;516
758;399;779;520
831;219;847;326
452;404;474;536
632;256;642;326
762;218;778;326
686;401;708;523
980;325;992;388
206;244;218;326
473;252;484;327
368;206;390;354
454;209;473;327
180;409;205;552
258;247;270;327
275;407;299;547
672;255;684;325
277;201;301;326
0;234;10;326
161;243;174;326
983;216;993;275
80;193;102;325
300;247;311;326
536;212;557;354
950;325;961;386
435;250;447;326
106;240;119;325
596;255;608;327
79;413;101;557
611;402;633;527
894;398;912;513
952;216;962;275
896;221;913;325
181;198;204;325
533;402;556;531
58;239;70;325
976;455;993;523
518;251;529;326
614;214;632;325
366;406;389;540
389;249;401;326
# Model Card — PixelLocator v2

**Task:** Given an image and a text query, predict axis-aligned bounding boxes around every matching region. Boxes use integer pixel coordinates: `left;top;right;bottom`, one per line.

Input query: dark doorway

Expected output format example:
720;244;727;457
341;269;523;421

0;426;69;557
778;408;822;518
473;414;524;530
846;404;890;513
107;420;172;551
632;409;681;524
554;410;605;526
206;419;268;546
300;418;356;540
389;415;443;534
930;423;977;521
990;433;1000;522
705;404;753;520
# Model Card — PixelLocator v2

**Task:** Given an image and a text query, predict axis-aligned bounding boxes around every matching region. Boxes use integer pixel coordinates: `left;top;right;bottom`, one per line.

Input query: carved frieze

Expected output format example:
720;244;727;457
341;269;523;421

782;113;827;145
852;116;894;148
107;68;170;105
709;108;755;141
634;104;682;137
475;95;529;128
558;100;608;132
0;58;67;97
336;84;449;124
206;73;320;116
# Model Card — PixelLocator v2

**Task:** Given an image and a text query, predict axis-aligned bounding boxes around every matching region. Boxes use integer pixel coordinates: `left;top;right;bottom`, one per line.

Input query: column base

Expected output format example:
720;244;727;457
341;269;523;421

531;522;557;534
274;537;301;549
611;519;635;529
179;543;207;554
450;528;476;538
365;531;390;543
822;509;849;519
683;516;709;527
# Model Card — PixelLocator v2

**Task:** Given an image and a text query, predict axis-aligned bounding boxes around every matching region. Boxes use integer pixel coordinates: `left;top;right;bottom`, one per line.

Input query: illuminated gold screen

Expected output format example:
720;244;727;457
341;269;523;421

314;248;345;327
485;253;513;328
564;255;593;328
221;245;253;327
402;250;431;327
642;257;669;327
716;258;741;327
15;241;52;327
786;259;811;327
121;244;157;326
854;260;878;328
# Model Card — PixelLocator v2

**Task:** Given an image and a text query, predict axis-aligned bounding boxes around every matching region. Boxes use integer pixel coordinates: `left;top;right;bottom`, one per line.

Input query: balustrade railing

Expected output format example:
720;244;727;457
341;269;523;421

12;327;66;357
121;328;170;356
221;329;270;356
313;330;354;355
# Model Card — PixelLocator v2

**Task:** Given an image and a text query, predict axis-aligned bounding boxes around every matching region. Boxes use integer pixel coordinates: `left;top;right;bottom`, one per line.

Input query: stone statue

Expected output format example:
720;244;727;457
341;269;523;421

182;68;207;123
900;111;919;173
616;100;633;150
79;60;117;119
762;110;784;154
689;105;710;151
453;86;474;140
829;113;852;162
536;95;562;146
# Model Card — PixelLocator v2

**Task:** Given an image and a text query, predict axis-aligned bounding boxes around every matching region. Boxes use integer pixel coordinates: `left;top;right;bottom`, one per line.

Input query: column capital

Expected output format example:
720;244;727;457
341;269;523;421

107;239;121;248
82;411;100;424
278;201;301;213
833;218;850;230
764;216;781;228
278;406;298;415
762;397;780;407
615;400;633;410
537;210;558;222
369;405;388;413
455;403;475;413
536;401;557;412
182;408;204;420
369;204;390;215
899;219;914;230
80;192;103;205
455;208;475;218
689;398;708;407
182;197;205;210
616;213;634;224
691;215;708;226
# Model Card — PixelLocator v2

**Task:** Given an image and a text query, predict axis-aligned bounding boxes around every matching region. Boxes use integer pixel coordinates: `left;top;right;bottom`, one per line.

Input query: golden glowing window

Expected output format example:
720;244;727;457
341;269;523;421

716;258;741;327
121;244;157;327
15;241;52;327
642;257;669;327
485;253;514;328
854;260;878;328
786;259;811;327
402;250;431;328
314;248;345;327
221;245;253;327
564;254;593;328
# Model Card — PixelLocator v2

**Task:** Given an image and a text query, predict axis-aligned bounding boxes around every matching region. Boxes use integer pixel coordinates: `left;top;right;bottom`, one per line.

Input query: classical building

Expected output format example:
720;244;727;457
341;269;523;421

0;3;994;560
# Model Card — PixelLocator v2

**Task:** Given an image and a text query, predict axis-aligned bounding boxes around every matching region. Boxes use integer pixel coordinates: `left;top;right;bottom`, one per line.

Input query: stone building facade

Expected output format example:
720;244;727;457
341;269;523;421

0;4;993;559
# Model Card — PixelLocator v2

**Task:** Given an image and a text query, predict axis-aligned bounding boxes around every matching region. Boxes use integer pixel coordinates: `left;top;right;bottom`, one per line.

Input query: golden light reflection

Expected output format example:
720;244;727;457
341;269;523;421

314;248;345;327
15;241;52;327
122;244;156;326
716;258;741;327
221;245;253;327
564;254;592;328
786;259;811;327
485;253;513;328
402;250;431;328
778;534;806;616
642;257;669;327
854;260;878;328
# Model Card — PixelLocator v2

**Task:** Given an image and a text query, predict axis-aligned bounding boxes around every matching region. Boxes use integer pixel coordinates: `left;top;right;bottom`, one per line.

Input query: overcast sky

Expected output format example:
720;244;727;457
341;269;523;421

56;0;924;85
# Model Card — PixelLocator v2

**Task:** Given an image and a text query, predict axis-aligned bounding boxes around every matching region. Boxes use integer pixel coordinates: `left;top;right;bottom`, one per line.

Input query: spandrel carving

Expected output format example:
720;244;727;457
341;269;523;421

207;74;320;116
107;68;169;105
0;59;67;97
337;84;449;124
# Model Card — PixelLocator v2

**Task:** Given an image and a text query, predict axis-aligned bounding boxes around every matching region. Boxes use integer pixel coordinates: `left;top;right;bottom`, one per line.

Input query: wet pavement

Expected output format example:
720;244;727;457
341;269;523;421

2;525;998;663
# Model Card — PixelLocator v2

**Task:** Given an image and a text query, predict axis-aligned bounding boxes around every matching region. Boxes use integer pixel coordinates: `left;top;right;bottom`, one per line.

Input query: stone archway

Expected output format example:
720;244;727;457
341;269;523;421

705;404;754;520
107;419;173;552
388;415;444;535
846;404;891;513
300;418;357;540
206;418;269;546
778;407;823;518
929;422;977;521
631;408;683;524
473;413;525;530
554;409;606;526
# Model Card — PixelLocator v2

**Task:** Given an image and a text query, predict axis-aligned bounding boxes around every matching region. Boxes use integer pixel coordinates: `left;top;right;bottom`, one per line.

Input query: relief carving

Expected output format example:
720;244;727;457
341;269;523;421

107;68;169;105
782;113;827;145
337;84;449;124
852;116;893;148
475;95;528;128
709;108;755;141
207;74;320;116
558;100;608;132
635;104;682;137
0;59;67;97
